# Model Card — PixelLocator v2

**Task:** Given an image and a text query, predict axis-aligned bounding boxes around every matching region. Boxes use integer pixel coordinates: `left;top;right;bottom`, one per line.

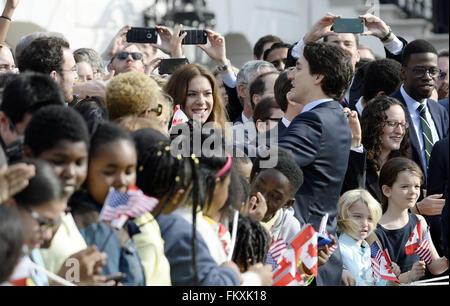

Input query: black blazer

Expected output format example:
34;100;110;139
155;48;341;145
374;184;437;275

224;83;243;123
390;90;449;178
341;149;383;203
278;100;352;285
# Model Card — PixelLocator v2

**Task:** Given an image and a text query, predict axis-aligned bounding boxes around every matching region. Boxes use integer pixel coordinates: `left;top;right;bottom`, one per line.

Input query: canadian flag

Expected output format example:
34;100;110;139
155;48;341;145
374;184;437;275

405;220;422;255
379;249;400;283
290;225;318;277
171;105;189;126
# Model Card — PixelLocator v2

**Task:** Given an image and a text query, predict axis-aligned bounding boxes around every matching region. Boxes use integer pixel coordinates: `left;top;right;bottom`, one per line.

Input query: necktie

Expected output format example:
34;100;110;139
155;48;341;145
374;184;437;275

417;103;434;166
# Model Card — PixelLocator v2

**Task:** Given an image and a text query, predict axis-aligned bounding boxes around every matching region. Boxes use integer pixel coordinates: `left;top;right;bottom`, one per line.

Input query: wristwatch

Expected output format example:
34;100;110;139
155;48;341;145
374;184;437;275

217;59;231;72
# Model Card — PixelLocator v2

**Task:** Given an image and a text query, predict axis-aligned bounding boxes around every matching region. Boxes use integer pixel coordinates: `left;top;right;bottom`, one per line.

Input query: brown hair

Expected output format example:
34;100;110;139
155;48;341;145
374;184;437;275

163;63;229;131
379;157;424;212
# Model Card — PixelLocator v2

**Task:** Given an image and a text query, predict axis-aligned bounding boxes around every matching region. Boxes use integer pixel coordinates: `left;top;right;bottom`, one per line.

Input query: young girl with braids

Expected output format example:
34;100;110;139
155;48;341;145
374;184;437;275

135;138;240;286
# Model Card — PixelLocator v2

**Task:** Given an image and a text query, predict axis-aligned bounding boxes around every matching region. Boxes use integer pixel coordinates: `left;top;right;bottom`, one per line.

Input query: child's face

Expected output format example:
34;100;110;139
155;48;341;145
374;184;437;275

18;199;66;250
347;200;375;241
250;168;293;222
383;170;421;210
203;172;231;219
37;140;88;199
86;140;137;205
238;161;253;184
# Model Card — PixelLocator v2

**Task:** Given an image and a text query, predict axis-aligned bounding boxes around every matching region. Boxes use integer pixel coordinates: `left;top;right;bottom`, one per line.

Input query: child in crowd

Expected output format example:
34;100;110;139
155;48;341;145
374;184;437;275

231;147;253;183
136;140;240;286
23;105;91;274
69;121;158;286
9;159;108;286
249;148;304;243
337;189;394;286
374;157;449;284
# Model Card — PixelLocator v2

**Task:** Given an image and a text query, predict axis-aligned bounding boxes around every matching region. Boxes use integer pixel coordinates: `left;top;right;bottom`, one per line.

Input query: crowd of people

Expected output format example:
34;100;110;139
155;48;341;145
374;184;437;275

0;0;448;287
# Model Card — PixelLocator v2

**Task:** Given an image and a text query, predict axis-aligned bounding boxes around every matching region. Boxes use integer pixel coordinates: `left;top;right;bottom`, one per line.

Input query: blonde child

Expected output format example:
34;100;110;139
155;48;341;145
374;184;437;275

337;189;393;286
374;157;449;284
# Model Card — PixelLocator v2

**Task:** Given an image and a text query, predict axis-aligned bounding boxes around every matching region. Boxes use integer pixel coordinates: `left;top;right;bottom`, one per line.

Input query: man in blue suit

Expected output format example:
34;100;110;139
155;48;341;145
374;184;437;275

390;39;449;182
277;42;353;285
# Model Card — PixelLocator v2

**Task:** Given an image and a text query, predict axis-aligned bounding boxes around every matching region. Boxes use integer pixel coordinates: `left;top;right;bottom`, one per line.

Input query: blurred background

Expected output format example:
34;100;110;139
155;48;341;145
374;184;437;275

2;0;449;68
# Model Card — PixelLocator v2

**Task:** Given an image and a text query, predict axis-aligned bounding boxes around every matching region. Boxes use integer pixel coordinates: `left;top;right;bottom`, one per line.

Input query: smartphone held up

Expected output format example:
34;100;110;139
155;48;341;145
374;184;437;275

332;18;365;34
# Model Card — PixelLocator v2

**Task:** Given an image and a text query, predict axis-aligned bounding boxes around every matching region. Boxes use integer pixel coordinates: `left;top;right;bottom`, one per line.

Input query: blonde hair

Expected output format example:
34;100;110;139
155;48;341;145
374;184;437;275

116;115;163;133
105;72;165;120
337;189;382;237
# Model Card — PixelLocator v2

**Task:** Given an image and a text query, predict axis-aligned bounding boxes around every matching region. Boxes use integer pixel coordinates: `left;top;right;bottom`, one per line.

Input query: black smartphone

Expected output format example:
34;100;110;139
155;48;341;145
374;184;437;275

126;27;158;43
104;273;125;283
333;18;364;34
180;29;208;45
159;58;190;75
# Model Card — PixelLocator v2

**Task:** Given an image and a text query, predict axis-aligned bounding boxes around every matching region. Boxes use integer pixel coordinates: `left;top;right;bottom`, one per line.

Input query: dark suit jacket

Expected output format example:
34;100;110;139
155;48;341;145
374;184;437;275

390;90;449;179
439;98;449;114
341;149;383;203
224;83;243;123
278;100;352;285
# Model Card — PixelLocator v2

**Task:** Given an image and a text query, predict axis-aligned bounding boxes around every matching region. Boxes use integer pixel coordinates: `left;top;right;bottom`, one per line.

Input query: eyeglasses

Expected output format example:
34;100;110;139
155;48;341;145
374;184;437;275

384;120;409;130
61;66;78;74
405;66;441;79
115;52;143;61
150;104;163;116
24;207;63;232
438;71;447;81
0;64;16;72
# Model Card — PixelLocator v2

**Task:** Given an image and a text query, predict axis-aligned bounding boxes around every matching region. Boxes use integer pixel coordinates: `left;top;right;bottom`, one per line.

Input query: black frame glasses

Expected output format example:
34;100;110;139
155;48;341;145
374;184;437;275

405;66;441;79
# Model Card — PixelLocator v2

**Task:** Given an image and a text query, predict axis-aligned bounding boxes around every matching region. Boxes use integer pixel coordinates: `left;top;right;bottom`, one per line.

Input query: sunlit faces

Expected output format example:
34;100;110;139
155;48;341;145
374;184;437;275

402;53;439;101
380;105;407;153
325;33;360;70
108;44;145;75
288;56;318;105
18;199;66;250
183;75;214;124
76;61;94;83
86;140;137;205
251;168;293;223
347;200;375;241
58;48;78;102
37;140;88;200
382;170;422;210
0;46;16;73
266;47;288;71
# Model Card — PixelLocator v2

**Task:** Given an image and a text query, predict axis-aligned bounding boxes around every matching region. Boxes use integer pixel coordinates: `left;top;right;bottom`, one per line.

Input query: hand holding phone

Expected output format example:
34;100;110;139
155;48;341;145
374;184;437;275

180;30;208;45
333;18;364;34
126;27;158;44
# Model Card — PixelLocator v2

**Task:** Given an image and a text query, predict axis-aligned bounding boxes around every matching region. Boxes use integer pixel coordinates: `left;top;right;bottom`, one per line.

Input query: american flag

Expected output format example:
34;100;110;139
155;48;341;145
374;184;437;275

328;242;338;256
99;187;159;223
416;226;432;264
370;241;383;281
266;238;287;270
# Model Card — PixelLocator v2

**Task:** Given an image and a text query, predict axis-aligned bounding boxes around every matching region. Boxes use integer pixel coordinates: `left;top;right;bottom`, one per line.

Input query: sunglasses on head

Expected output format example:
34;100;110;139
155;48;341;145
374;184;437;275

115;52;143;61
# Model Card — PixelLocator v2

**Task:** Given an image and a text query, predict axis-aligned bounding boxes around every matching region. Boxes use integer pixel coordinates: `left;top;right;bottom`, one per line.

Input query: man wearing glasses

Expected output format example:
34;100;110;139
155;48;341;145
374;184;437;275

391;39;449;182
107;44;145;76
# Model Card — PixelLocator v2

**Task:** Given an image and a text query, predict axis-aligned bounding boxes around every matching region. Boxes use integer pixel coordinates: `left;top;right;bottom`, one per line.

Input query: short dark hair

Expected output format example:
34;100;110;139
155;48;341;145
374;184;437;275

274;68;293;112
303;42;353;101
0;73;20;102
251;148;303;196
263;42;291;61
0;205;23;283
438;49;449;58
249;71;279;109
72;96;109;136
363;58;402;101
253;96;281;124
13;159;64;207
402;39;438;67
17;36;70;75
24;105;90;156
253;35;282;59
0;72;65;125
89;121;134;159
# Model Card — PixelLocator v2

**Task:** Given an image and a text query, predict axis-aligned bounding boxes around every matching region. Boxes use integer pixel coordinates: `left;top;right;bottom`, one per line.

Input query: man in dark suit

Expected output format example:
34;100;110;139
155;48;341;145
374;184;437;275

277;42;353;285
390;39;449;182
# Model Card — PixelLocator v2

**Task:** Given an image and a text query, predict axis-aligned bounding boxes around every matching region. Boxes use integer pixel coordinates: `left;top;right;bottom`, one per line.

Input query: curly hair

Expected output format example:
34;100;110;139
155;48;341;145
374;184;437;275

303;42;354;101
361;96;410;172
105;71;165;120
17;36;69;75
163;63;229;132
